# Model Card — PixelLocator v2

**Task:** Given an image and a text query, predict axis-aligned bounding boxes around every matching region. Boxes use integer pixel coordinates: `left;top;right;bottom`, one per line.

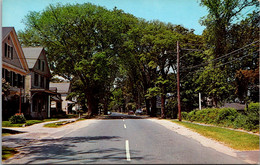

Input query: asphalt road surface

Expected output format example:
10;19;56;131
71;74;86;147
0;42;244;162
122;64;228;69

3;112;249;164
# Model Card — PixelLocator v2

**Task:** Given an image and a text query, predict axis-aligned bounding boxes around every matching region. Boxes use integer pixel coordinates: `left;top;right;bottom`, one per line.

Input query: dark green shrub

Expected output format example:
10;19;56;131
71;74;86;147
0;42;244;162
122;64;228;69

245;102;259;126
181;112;188;120
187;110;197;121
216;108;238;124
9;114;26;124
183;106;259;132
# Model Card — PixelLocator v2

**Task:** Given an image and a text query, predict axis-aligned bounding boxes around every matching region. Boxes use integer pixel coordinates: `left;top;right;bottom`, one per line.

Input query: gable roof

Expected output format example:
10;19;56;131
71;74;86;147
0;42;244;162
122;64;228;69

2;27;29;73
2;27;13;40
22;47;43;68
49;83;70;94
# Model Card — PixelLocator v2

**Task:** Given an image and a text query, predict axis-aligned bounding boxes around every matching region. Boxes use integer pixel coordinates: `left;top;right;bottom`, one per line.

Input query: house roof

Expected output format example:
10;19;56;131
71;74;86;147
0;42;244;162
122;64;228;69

221;103;246;110
2;27;29;73
22;47;43;68
49;83;70;94
2;27;13;40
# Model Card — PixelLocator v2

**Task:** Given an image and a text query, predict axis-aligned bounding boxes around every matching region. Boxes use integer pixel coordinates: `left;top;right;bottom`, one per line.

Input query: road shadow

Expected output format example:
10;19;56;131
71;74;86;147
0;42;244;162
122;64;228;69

2;128;25;135
97;115;150;120
3;136;148;164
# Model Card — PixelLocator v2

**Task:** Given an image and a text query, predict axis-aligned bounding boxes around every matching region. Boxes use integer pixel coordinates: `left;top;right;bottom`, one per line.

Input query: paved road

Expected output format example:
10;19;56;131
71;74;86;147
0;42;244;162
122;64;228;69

3;113;250;164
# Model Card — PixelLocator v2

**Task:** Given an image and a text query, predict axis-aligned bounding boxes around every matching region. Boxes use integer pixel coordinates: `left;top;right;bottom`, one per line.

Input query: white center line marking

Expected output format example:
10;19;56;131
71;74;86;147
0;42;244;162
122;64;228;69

124;124;126;129
125;140;131;161
123;119;125;121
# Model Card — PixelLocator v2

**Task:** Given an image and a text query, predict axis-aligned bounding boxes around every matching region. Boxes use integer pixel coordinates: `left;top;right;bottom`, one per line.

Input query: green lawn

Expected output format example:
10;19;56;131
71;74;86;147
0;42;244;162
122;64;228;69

2;146;18;161
171;120;259;151
2;118;58;127
43;121;68;127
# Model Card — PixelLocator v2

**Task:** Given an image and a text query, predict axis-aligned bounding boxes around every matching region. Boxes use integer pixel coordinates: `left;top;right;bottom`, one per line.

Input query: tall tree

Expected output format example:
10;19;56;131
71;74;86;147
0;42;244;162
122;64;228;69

19;3;139;116
197;0;258;106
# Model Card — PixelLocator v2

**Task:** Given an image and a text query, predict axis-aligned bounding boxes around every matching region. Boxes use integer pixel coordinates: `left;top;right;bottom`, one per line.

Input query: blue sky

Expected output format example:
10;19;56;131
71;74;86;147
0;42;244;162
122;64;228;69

3;0;207;35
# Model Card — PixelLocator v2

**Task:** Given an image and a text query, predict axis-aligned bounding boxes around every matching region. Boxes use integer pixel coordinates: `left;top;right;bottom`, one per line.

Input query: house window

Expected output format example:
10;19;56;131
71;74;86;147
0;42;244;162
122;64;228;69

10;71;14;86
41;61;45;71
18;75;24;88
34;73;39;86
2;68;5;80
46;78;50;89
38;59;41;70
13;73;18;87
4;43;13;59
5;70;10;83
40;76;44;88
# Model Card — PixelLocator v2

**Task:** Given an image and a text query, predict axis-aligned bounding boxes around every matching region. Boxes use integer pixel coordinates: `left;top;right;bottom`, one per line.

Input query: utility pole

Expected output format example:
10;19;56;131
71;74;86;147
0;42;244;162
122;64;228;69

199;93;202;110
177;41;181;121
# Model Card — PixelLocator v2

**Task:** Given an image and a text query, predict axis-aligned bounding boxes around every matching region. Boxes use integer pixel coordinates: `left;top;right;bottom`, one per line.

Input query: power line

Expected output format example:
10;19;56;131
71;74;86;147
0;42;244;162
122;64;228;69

180;50;259;77
181;40;259;71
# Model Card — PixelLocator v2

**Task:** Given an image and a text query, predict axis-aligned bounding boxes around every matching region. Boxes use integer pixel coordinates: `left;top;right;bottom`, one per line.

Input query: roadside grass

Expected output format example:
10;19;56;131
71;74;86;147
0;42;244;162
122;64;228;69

2;133;11;136
2;118;60;127
171;120;259;151
44;121;68;127
2;146;18;161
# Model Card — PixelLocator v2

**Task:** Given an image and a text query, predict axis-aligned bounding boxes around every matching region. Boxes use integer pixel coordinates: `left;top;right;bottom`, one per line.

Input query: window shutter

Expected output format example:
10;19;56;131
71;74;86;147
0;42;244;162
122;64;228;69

4;43;7;57
11;47;13;59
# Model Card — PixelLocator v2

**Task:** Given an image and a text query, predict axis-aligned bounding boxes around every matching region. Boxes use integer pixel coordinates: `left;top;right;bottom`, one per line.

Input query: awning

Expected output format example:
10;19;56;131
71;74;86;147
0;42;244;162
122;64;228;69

30;88;59;95
51;95;62;102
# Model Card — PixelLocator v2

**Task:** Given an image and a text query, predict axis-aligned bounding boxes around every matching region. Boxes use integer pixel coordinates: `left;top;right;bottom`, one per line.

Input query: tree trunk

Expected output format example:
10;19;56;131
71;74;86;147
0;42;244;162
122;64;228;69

86;92;98;116
145;98;150;115
103;100;108;115
161;94;166;119
150;96;157;117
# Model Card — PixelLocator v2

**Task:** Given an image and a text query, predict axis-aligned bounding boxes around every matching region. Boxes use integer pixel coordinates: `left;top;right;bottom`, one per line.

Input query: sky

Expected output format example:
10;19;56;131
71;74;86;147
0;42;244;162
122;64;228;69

2;0;210;35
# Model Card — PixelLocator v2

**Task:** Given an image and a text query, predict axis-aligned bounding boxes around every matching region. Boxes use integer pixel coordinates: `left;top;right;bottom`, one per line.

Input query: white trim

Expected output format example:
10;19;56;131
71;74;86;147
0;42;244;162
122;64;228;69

2;61;28;74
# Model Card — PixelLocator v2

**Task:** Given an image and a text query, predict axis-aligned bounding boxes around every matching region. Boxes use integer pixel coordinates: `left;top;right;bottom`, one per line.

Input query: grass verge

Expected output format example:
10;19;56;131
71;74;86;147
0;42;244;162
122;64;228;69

2;146;18;161
171;120;259;151
44;121;68;128
2;118;59;127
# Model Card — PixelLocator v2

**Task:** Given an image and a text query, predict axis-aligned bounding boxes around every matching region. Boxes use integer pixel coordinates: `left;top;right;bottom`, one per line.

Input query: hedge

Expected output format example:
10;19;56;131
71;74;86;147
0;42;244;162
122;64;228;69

181;102;259;132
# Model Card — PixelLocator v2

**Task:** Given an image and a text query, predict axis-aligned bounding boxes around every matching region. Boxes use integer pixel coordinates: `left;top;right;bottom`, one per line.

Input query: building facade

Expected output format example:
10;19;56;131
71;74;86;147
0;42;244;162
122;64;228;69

2;27;29;120
23;47;57;119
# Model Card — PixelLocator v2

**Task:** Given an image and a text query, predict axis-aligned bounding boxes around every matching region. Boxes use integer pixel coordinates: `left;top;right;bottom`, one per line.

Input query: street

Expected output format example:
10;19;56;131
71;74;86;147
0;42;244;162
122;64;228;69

2;113;251;164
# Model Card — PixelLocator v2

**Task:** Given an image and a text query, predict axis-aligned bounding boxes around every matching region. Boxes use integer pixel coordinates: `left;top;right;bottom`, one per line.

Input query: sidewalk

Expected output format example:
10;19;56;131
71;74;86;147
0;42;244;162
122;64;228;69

149;118;259;164
3;118;77;138
2;118;97;148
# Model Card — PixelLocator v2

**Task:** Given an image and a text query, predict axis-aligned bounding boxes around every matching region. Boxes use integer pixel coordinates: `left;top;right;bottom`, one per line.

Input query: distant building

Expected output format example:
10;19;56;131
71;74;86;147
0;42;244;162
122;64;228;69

49;82;75;114
221;103;246;111
2;27;29;120
23;47;59;119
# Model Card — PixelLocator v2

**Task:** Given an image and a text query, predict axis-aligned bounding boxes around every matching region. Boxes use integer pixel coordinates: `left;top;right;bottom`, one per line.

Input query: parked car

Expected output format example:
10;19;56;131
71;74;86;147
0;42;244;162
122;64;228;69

135;109;142;115
107;111;111;115
128;110;134;115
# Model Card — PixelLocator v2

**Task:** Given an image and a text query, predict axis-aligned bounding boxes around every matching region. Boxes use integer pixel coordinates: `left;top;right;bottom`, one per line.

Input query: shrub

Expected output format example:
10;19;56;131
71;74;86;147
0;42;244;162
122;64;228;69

9;114;26;124
245;102;259;126
187;110;197;121
181;112;188;120
216;108;238;125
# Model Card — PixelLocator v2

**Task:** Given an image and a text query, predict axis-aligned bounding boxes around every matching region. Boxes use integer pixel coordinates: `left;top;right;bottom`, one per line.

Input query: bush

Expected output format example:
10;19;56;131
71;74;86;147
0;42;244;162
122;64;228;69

184;106;259;132
181;112;188;120
216;108;238;126
9;114;26;124
245;102;259;126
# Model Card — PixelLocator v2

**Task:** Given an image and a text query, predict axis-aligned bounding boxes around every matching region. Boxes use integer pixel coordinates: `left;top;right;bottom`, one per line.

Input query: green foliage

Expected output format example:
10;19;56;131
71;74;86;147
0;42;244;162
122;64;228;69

2;78;10;97
184;107;259;132
2;146;18;160
9;115;26;124
216;108;238;125
245;102;260;127
181;112;188;120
